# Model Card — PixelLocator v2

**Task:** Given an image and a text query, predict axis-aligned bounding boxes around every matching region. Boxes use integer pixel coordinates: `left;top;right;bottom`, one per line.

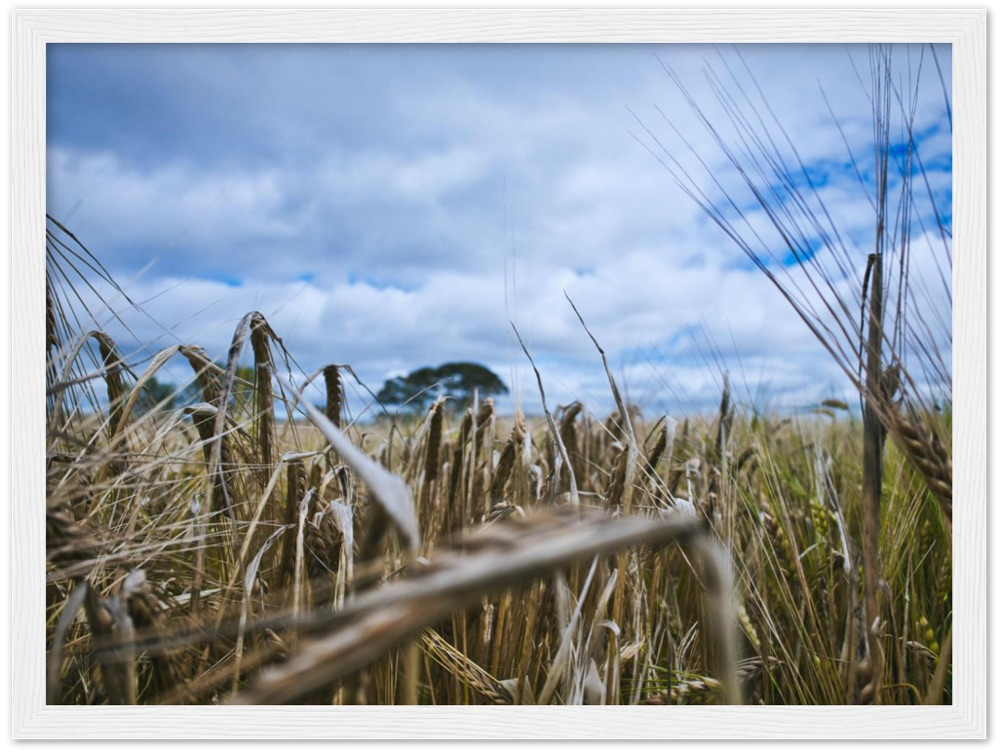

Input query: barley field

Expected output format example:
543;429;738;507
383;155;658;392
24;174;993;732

44;43;952;707
45;244;951;706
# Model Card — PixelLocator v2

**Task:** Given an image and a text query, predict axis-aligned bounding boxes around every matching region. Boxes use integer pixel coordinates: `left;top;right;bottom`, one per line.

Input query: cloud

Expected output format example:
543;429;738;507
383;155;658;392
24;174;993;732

46;43;952;418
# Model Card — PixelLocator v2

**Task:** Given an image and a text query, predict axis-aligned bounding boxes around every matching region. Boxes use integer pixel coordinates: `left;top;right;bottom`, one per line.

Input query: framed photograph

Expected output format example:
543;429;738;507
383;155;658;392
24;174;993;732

13;7;986;740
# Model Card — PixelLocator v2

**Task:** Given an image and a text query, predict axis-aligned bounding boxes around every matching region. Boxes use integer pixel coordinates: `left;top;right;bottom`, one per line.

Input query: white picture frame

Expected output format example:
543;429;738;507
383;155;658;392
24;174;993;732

11;6;987;740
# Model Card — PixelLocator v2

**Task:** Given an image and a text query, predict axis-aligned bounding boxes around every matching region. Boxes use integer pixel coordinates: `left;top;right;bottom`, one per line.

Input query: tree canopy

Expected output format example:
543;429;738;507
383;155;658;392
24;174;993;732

376;362;508;413
134;376;181;414
135;364;258;415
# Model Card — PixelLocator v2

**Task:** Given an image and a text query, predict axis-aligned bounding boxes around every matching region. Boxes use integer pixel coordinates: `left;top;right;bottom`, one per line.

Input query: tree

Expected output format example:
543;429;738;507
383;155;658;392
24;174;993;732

376;362;508;413
137;364;259;416
177;363;257;409
134;376;180;414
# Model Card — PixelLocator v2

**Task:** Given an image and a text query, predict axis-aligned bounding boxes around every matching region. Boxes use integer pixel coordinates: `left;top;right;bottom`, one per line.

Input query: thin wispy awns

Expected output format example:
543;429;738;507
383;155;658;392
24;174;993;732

630;43;952;705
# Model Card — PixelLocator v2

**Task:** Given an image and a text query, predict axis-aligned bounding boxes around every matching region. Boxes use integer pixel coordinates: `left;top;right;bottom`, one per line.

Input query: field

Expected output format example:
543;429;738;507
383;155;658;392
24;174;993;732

45;267;952;706
43;43;953;707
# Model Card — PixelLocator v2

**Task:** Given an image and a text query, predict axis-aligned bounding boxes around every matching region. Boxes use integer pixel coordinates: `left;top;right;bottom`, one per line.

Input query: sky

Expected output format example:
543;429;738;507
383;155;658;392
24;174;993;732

46;43;953;419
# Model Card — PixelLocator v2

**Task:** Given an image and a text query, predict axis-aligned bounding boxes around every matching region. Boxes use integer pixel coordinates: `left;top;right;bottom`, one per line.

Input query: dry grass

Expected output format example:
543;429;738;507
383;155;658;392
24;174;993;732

43;236;952;705
43;45;951;707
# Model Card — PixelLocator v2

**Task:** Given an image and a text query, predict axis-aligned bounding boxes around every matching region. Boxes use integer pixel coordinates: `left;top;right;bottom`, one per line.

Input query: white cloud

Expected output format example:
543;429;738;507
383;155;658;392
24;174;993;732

46;43;952;418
